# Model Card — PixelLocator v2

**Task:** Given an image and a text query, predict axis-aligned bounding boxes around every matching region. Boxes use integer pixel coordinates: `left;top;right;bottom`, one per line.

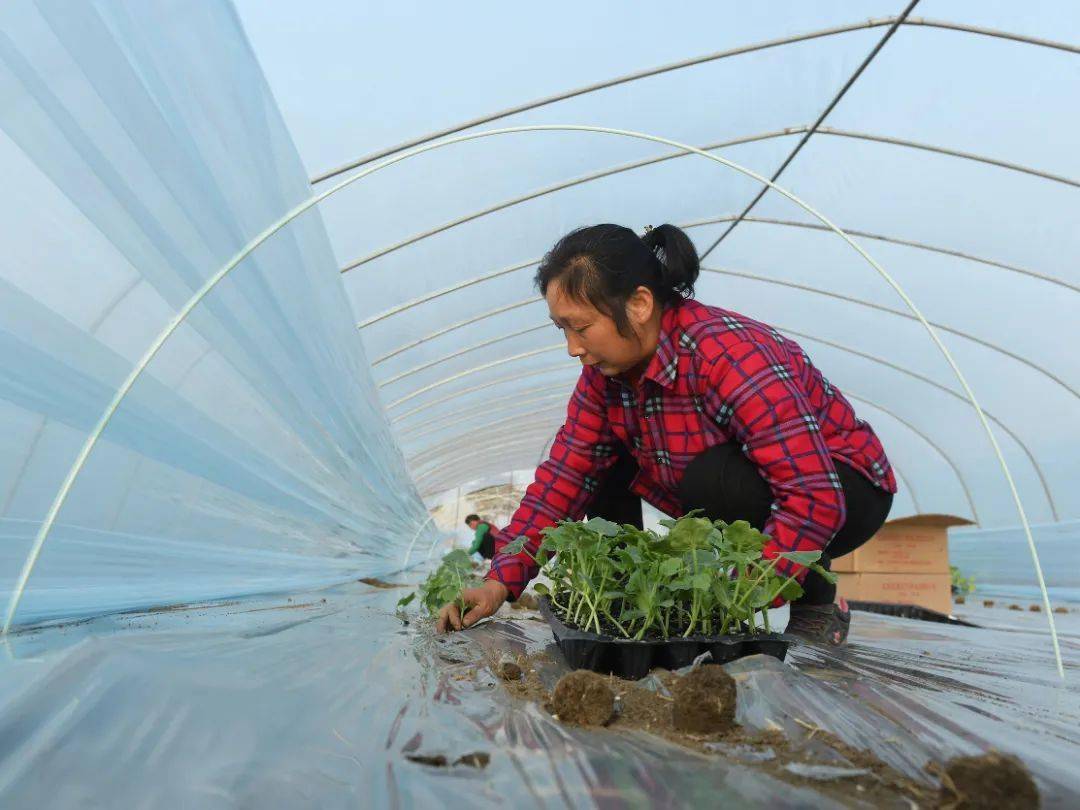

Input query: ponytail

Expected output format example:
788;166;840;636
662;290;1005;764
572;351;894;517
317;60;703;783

641;223;700;303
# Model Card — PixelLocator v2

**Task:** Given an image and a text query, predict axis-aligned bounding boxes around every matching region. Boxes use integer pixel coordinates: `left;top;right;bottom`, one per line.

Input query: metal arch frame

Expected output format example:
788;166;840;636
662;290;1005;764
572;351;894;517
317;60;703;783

391;362;578;424
402;388;570;446
407;403;566;466
416;430;560;489
379;322;550;389
395;321;1058;521
372;295;541;367
407;407;564;467
4;126;1058;673
378;266;1079;411
344;130;1079;283
698;266;1080;402
312;17;1080;184
412;422;564;479
699;0;921;260
358;214;1075;367
357;260;536;328
686;216;1078;295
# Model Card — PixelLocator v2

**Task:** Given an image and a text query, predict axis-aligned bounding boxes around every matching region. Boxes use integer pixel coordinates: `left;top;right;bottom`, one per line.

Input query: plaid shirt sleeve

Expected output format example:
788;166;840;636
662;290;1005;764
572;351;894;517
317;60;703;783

701;339;846;584
485;369;617;600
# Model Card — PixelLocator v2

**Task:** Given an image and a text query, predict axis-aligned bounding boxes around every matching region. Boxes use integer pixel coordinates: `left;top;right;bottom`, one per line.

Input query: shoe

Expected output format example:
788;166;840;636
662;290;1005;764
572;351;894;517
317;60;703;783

786;598;851;645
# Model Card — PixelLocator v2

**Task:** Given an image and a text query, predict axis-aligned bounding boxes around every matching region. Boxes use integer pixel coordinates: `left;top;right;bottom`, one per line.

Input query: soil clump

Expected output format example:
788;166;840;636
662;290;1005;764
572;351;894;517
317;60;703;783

552;670;615;726
671;664;737;733
1028;604;1040;612
1053;606;1068;614
939;750;1039;809
982;600;995;608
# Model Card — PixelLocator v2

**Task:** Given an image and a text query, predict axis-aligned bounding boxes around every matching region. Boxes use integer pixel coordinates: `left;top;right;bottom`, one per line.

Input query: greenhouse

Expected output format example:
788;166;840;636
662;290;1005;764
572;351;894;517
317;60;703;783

0;1;1077;806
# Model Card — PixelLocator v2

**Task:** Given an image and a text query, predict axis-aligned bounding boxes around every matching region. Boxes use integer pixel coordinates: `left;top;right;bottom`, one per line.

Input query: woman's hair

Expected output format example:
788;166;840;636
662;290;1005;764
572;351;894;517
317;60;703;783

535;224;700;336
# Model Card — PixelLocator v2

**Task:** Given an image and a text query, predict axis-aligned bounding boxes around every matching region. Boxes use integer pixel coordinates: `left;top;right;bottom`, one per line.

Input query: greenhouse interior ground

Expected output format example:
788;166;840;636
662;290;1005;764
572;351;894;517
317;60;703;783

0;1;1078;807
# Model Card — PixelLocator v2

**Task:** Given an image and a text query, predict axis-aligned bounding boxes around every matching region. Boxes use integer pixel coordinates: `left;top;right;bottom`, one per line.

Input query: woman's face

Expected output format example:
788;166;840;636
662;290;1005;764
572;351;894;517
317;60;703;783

546;278;661;378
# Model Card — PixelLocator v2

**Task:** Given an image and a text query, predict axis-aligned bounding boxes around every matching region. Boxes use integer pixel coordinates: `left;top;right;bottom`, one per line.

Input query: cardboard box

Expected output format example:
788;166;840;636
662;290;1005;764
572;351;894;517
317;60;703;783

831;554;856;573
835;572;953;614
835;572;859;601
830;514;971;575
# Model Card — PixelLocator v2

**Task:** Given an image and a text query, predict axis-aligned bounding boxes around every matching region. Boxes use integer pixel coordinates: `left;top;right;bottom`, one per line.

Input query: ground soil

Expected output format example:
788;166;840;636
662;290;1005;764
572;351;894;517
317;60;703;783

937;750;1039;809
1029;604;1041;612
552;670;615;726
1053;606;1069;614
671;665;737;733
496;653;522;681
500;653;934;807
1008;604;1022;611
406;751;490;769
982;600;995;608
357;577;408;589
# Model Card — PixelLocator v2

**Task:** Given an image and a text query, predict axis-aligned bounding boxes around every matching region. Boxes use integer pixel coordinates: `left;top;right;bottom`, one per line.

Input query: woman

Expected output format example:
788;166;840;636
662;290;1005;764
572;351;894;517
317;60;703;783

464;513;497;560
437;224;895;644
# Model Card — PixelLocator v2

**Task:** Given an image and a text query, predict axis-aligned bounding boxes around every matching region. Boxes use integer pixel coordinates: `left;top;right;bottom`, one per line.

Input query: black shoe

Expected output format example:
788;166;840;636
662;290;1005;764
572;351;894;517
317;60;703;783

786;598;851;645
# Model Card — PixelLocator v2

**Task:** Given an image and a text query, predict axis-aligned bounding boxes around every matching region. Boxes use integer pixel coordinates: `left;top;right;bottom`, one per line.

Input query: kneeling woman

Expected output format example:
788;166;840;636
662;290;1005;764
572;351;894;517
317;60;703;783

437;224;895;643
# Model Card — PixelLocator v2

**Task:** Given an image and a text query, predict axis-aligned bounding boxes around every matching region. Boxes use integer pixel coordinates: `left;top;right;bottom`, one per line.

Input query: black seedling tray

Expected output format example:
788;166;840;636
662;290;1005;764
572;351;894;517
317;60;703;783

538;597;794;680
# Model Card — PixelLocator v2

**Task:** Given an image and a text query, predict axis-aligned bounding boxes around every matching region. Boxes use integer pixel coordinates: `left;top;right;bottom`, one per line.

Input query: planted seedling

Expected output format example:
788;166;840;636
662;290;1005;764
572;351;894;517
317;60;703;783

503;513;835;641
398;549;482;617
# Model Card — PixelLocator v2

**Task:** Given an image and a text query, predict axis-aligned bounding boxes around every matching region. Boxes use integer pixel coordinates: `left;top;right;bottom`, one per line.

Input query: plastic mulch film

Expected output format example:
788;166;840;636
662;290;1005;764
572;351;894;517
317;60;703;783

1;582;1077;807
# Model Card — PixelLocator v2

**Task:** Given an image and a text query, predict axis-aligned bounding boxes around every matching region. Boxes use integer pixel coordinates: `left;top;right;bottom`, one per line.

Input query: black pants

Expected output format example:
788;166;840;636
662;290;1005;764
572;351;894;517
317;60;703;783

586;442;894;605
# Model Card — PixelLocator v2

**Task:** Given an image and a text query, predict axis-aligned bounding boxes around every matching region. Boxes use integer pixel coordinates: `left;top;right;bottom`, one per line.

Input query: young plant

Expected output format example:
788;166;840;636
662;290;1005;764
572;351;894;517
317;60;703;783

398;549;482;616
504;514;836;640
950;565;976;595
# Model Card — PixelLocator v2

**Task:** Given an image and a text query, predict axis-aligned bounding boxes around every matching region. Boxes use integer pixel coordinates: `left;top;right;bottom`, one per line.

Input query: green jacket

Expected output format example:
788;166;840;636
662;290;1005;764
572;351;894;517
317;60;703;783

468;522;493;555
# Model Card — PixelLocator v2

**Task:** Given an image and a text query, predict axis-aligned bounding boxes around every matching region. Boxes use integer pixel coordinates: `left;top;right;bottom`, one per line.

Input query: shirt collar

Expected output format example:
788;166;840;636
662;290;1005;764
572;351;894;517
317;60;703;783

639;304;683;389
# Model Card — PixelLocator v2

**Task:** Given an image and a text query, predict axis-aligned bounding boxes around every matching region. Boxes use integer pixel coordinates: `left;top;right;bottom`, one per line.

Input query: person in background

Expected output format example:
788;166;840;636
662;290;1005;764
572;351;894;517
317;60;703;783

465;514;497;560
438;224;896;643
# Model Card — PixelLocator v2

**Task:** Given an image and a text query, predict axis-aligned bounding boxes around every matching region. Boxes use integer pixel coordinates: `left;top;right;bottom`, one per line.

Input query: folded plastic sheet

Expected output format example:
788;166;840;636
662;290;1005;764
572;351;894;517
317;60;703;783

1;581;1076;808
0;0;434;627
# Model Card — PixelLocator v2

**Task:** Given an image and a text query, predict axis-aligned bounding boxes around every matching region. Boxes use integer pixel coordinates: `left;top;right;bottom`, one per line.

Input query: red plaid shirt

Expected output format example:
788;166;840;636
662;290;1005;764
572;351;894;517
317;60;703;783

487;299;897;599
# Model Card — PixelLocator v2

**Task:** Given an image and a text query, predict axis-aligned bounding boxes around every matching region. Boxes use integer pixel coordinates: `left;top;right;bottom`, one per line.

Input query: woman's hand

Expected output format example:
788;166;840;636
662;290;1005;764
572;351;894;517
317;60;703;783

436;579;509;633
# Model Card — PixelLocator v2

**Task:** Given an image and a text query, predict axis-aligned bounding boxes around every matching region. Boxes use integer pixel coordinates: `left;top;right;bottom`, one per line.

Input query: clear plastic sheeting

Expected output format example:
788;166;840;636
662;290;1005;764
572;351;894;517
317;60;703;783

1;582;1077;807
231;0;1080;532
0;0;432;628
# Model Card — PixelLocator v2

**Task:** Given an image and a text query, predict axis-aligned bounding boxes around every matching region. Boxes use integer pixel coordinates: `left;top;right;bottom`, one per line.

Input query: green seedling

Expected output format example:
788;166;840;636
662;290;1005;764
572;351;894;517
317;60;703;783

504;513;835;640
398;549;482;616
950;564;976;595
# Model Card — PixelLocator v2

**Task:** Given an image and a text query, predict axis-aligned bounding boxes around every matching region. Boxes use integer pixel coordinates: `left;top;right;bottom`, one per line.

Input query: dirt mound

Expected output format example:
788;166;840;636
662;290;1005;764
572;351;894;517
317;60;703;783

552;670;614;726
941;750;1039;809
672;664;737;734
